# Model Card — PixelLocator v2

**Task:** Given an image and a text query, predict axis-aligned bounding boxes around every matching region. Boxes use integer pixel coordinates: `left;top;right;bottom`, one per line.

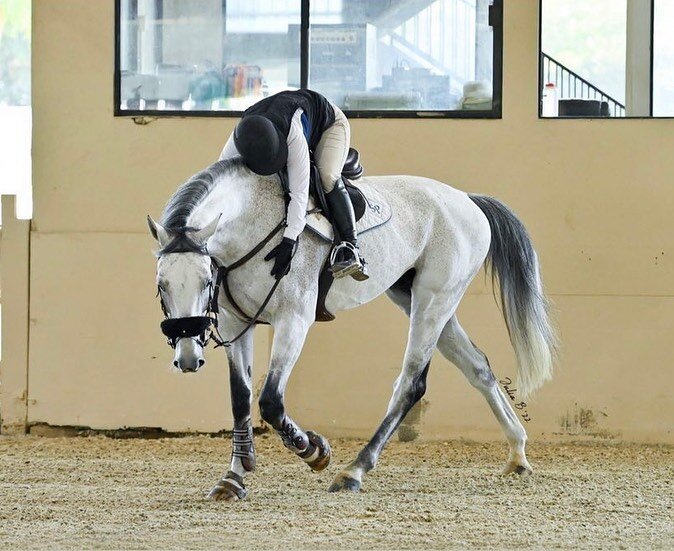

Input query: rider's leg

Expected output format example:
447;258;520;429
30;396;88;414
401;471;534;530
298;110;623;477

314;104;350;194
314;105;368;280
325;178;368;280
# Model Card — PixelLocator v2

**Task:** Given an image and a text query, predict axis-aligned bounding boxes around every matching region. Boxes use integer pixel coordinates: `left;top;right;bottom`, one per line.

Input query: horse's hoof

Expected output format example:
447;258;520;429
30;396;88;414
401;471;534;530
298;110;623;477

502;459;533;476
207;475;248;501
207;485;242;501
328;471;361;493
303;431;331;472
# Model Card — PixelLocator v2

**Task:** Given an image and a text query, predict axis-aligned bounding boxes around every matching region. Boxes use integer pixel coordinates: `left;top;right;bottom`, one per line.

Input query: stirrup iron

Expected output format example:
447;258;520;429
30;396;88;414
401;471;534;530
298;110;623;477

330;242;363;279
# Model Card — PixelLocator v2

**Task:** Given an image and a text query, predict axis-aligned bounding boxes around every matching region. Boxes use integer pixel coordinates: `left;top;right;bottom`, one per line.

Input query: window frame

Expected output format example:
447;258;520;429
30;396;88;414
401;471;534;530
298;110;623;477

537;0;674;120
114;0;504;119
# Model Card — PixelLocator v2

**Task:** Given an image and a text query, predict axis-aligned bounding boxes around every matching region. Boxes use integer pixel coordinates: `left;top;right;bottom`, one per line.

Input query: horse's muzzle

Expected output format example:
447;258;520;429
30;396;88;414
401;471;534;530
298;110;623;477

174;338;206;373
174;357;205;373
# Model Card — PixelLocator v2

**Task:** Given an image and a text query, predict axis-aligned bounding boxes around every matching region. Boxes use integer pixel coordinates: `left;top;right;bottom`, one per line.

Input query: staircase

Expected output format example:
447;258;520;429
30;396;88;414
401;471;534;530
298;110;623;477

388;0;481;89
541;52;626;117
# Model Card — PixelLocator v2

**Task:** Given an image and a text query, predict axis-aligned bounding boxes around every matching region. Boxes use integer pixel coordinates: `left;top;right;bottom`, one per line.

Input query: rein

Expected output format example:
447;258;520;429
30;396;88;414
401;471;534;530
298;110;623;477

209;219;289;347
159;219;288;349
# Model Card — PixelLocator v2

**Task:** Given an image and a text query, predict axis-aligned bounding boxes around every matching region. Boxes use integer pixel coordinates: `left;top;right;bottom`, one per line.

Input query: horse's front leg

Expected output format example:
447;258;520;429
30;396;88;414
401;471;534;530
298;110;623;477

258;315;331;471
208;318;256;501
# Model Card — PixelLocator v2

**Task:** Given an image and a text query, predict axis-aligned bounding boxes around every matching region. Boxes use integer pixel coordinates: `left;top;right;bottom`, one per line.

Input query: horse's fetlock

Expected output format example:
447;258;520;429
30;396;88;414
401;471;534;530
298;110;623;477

355;451;376;473
276;416;309;452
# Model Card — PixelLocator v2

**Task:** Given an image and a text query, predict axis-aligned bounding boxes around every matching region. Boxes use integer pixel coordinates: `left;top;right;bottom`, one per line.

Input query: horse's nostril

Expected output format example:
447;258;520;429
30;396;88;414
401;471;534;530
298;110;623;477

173;360;179;368
198;359;205;368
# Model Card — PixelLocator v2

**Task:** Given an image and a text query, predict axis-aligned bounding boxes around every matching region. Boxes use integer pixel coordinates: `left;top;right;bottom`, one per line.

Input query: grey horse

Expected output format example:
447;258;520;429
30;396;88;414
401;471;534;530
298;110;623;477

148;158;556;500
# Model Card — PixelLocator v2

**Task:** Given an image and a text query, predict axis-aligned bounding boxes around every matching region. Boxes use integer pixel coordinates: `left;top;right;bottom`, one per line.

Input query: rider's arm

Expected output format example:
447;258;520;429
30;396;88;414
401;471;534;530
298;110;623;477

283;109;310;241
219;132;238;160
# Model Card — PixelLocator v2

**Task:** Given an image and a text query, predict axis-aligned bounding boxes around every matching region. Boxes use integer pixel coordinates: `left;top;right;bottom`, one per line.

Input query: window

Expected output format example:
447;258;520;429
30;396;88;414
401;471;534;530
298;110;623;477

539;0;674;118
117;0;301;112
0;0;32;221
653;0;674;116
115;0;503;118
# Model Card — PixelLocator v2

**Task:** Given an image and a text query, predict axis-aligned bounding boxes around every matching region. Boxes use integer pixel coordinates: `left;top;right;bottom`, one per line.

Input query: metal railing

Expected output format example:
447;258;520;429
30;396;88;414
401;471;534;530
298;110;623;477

541;52;626;117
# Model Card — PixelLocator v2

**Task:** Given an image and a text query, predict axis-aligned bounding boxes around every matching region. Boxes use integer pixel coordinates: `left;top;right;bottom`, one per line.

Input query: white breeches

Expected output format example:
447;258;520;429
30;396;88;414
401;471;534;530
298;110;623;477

314;105;351;193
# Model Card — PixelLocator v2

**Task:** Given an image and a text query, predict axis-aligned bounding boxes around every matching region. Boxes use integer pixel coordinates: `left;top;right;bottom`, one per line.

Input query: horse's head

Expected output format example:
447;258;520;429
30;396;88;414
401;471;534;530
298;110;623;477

147;214;221;373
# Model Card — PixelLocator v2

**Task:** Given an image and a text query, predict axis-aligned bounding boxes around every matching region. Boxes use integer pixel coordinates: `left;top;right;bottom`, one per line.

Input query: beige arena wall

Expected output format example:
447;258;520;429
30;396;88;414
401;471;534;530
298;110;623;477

2;0;671;442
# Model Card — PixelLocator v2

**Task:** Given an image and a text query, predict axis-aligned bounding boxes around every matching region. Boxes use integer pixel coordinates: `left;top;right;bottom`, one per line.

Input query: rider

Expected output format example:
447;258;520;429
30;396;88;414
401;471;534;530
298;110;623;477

219;89;368;281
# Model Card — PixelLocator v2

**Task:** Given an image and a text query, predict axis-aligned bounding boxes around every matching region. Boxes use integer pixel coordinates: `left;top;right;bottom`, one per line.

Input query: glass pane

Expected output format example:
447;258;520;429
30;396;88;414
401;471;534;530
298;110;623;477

541;0;627;118
308;0;494;112
119;0;301;112
0;0;33;220
653;0;674;116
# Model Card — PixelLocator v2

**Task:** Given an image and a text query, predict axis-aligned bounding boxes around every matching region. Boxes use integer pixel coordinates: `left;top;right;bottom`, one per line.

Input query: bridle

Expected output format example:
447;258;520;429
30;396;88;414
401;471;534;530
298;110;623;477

157;276;221;349
157;219;288;349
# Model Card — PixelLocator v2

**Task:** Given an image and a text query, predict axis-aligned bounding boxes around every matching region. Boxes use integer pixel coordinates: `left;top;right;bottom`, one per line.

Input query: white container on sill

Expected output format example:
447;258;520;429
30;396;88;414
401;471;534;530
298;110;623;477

542;82;558;117
460;80;493;110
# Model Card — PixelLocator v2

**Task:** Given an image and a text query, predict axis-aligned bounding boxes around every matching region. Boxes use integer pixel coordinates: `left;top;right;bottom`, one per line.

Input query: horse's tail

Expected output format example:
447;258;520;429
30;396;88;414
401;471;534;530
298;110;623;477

469;194;557;397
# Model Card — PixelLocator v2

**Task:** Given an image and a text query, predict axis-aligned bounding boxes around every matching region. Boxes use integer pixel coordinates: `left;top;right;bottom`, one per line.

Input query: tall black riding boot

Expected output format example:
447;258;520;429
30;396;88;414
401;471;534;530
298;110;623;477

325;178;369;281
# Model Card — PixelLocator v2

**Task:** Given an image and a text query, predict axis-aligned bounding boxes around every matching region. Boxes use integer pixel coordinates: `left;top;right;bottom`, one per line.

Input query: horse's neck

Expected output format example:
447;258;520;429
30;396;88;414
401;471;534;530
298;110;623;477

188;171;284;263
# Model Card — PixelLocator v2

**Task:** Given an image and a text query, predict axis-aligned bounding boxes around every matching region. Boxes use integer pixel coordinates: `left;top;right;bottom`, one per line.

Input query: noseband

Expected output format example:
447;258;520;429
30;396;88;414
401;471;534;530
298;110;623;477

157;276;221;348
157;219;287;349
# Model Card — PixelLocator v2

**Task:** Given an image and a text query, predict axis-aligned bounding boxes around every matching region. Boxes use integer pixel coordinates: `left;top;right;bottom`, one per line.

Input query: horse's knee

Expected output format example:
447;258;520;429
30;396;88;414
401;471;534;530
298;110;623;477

411;362;430;403
258;391;284;428
396;362;430;410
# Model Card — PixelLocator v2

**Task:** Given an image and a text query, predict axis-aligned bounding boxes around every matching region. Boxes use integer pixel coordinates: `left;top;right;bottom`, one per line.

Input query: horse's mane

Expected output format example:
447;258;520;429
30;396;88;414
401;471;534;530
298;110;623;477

157;157;247;256
161;157;246;231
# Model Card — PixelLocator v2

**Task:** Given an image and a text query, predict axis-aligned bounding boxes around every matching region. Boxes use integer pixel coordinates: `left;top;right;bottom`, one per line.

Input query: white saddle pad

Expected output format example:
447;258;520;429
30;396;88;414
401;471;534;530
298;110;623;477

304;182;393;243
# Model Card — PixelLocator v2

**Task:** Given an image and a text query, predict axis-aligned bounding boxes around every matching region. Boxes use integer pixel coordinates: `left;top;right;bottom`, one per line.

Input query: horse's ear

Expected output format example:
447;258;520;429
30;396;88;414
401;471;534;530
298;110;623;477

191;214;222;244
147;215;171;247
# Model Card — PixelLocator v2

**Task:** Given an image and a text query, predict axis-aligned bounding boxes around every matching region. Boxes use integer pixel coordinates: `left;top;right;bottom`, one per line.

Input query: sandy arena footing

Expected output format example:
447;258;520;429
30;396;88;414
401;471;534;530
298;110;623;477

0;434;672;549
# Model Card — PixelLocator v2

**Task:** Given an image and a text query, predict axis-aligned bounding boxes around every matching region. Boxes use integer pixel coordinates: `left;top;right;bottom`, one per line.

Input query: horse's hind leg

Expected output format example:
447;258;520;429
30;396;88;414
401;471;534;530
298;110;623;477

329;282;456;492
437;316;532;475
386;282;531;475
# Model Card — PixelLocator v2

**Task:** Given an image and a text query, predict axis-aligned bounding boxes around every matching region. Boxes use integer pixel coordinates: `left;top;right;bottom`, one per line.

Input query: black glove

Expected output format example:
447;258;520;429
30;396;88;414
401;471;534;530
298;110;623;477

264;237;295;279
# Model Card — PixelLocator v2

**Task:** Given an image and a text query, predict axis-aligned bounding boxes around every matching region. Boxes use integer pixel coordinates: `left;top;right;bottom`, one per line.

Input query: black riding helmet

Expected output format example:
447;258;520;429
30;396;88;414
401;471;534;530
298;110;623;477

233;115;288;176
